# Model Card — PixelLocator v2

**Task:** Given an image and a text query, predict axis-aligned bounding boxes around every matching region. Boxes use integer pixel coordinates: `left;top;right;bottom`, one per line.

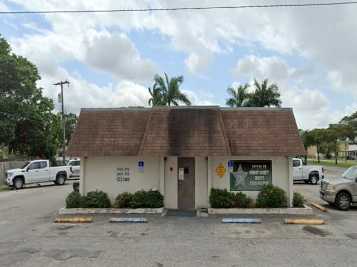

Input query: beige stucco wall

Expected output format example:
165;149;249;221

81;155;291;208
210;156;290;204
82;156;161;201
195;157;208;208
164;157;178;209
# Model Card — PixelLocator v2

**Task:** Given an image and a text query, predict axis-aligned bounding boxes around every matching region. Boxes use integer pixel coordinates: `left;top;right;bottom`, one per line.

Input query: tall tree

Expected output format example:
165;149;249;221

325;124;354;164
148;73;191;106
299;129;315;163
226;84;250;107
340;111;357;140
246;79;282;107
308;128;327;163
0;35;59;161
63;113;78;146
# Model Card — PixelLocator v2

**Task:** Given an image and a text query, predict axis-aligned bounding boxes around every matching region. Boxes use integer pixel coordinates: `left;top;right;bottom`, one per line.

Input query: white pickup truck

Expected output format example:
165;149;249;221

293;158;324;184
6;160;71;189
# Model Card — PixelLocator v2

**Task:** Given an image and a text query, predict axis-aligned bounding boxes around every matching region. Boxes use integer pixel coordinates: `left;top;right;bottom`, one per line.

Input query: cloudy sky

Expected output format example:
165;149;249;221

1;0;357;129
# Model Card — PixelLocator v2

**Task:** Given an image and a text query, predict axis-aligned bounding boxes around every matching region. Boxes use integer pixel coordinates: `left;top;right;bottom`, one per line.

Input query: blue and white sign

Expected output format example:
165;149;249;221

138;161;144;172
228;160;234;171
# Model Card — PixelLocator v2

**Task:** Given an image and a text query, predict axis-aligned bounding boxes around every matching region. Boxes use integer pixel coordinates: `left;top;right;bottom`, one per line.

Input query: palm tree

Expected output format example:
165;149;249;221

150;73;191;106
226;84;250;107
246;79;282;107
148;84;165;106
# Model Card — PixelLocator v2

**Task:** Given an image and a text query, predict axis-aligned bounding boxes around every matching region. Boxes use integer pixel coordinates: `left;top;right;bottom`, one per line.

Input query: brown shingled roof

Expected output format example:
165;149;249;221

67;106;306;157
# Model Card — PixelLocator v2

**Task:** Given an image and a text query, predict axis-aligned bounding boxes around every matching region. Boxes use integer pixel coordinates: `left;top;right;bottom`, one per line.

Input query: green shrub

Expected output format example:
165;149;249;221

129;190;164;208
232;192;253;208
81;190;111;208
293;192;305;208
65;191;82;208
209;188;234;208
129;190;148;208
256;185;287;208
144;190;164;208
113;192;133;208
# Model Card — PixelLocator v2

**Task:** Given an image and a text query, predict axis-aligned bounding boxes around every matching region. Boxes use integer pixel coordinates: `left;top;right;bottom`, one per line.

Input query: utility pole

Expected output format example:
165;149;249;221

54;80;70;165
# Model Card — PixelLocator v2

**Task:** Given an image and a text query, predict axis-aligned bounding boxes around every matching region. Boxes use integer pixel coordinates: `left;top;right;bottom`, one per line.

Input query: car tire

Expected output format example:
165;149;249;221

55;174;66;186
335;191;351;211
309;175;319;185
13;177;24;190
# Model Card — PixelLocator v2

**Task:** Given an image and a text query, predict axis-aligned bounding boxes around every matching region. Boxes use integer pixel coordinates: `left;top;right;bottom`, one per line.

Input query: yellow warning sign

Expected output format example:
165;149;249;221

216;163;226;178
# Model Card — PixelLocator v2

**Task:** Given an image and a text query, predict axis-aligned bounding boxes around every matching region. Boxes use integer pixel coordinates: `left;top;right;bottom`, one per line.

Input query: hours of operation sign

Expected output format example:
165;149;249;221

116;168;130;183
229;161;272;191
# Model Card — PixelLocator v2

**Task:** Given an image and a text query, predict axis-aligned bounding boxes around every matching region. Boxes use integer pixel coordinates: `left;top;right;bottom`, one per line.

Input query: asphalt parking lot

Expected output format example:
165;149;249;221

0;168;357;267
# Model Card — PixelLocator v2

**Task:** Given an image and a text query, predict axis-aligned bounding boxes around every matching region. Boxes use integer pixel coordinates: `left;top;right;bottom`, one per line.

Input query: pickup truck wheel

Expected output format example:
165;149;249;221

13;178;24;190
335;191;351;211
309;175;319;185
56;174;66;186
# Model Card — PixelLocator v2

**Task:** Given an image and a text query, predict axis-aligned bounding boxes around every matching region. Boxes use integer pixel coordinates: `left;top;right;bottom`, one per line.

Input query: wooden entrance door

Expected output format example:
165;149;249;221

178;158;195;210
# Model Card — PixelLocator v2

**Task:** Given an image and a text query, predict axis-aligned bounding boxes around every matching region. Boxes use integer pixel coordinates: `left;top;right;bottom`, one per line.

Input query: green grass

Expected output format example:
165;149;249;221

307;159;357;168
0;184;10;192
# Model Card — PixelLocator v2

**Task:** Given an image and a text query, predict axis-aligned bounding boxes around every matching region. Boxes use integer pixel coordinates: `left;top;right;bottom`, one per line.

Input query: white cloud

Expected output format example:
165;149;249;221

182;89;215;106
233;55;295;83
0;2;9;11
84;31;156;83
232;55;337;129
283;89;332;129
7;0;357;89
10;28;156;84
39;67;150;114
5;0;357;129
185;53;211;74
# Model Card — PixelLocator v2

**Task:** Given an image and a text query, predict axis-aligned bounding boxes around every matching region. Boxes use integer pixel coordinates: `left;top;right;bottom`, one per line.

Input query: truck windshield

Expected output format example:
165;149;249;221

342;167;357;180
21;161;30;169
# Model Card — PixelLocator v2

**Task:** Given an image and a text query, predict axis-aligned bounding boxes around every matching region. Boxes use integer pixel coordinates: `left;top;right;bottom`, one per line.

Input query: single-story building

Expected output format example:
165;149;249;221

68;106;305;209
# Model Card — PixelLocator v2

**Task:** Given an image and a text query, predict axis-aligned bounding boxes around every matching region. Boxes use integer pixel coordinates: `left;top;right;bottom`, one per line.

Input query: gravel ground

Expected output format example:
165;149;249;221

0;172;357;267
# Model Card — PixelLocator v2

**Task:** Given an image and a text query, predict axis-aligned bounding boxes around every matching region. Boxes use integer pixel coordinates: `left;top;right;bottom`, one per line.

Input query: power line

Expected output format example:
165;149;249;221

1;1;357;15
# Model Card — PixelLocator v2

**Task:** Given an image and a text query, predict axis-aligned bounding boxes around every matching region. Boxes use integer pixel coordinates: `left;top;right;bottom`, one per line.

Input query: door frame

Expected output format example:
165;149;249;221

177;157;195;210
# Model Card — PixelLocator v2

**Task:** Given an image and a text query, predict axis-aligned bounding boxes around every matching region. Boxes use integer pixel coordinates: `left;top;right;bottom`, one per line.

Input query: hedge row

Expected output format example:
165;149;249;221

210;186;305;208
209;189;253;208
65;190;164;209
66;187;304;209
113;190;164;208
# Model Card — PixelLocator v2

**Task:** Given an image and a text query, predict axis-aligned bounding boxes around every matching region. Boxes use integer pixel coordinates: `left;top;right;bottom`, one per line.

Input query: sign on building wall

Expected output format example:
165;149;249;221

215;163;226;178
138;161;144;173
178;168;184;181
229;161;272;191
116;168;130;183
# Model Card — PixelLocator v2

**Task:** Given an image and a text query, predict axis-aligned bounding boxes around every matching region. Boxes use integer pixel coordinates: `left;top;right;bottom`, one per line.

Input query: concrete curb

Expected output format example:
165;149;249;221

54;216;93;223
58;208;164;215
222;218;262;224
284;218;325;225
208;205;313;215
110;217;147;223
310;202;328;212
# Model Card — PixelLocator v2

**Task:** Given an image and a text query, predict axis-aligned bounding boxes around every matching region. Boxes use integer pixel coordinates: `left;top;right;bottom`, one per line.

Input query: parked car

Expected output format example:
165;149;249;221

67;159;80;178
5;160;71;189
320;166;357;210
293;158;324;184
